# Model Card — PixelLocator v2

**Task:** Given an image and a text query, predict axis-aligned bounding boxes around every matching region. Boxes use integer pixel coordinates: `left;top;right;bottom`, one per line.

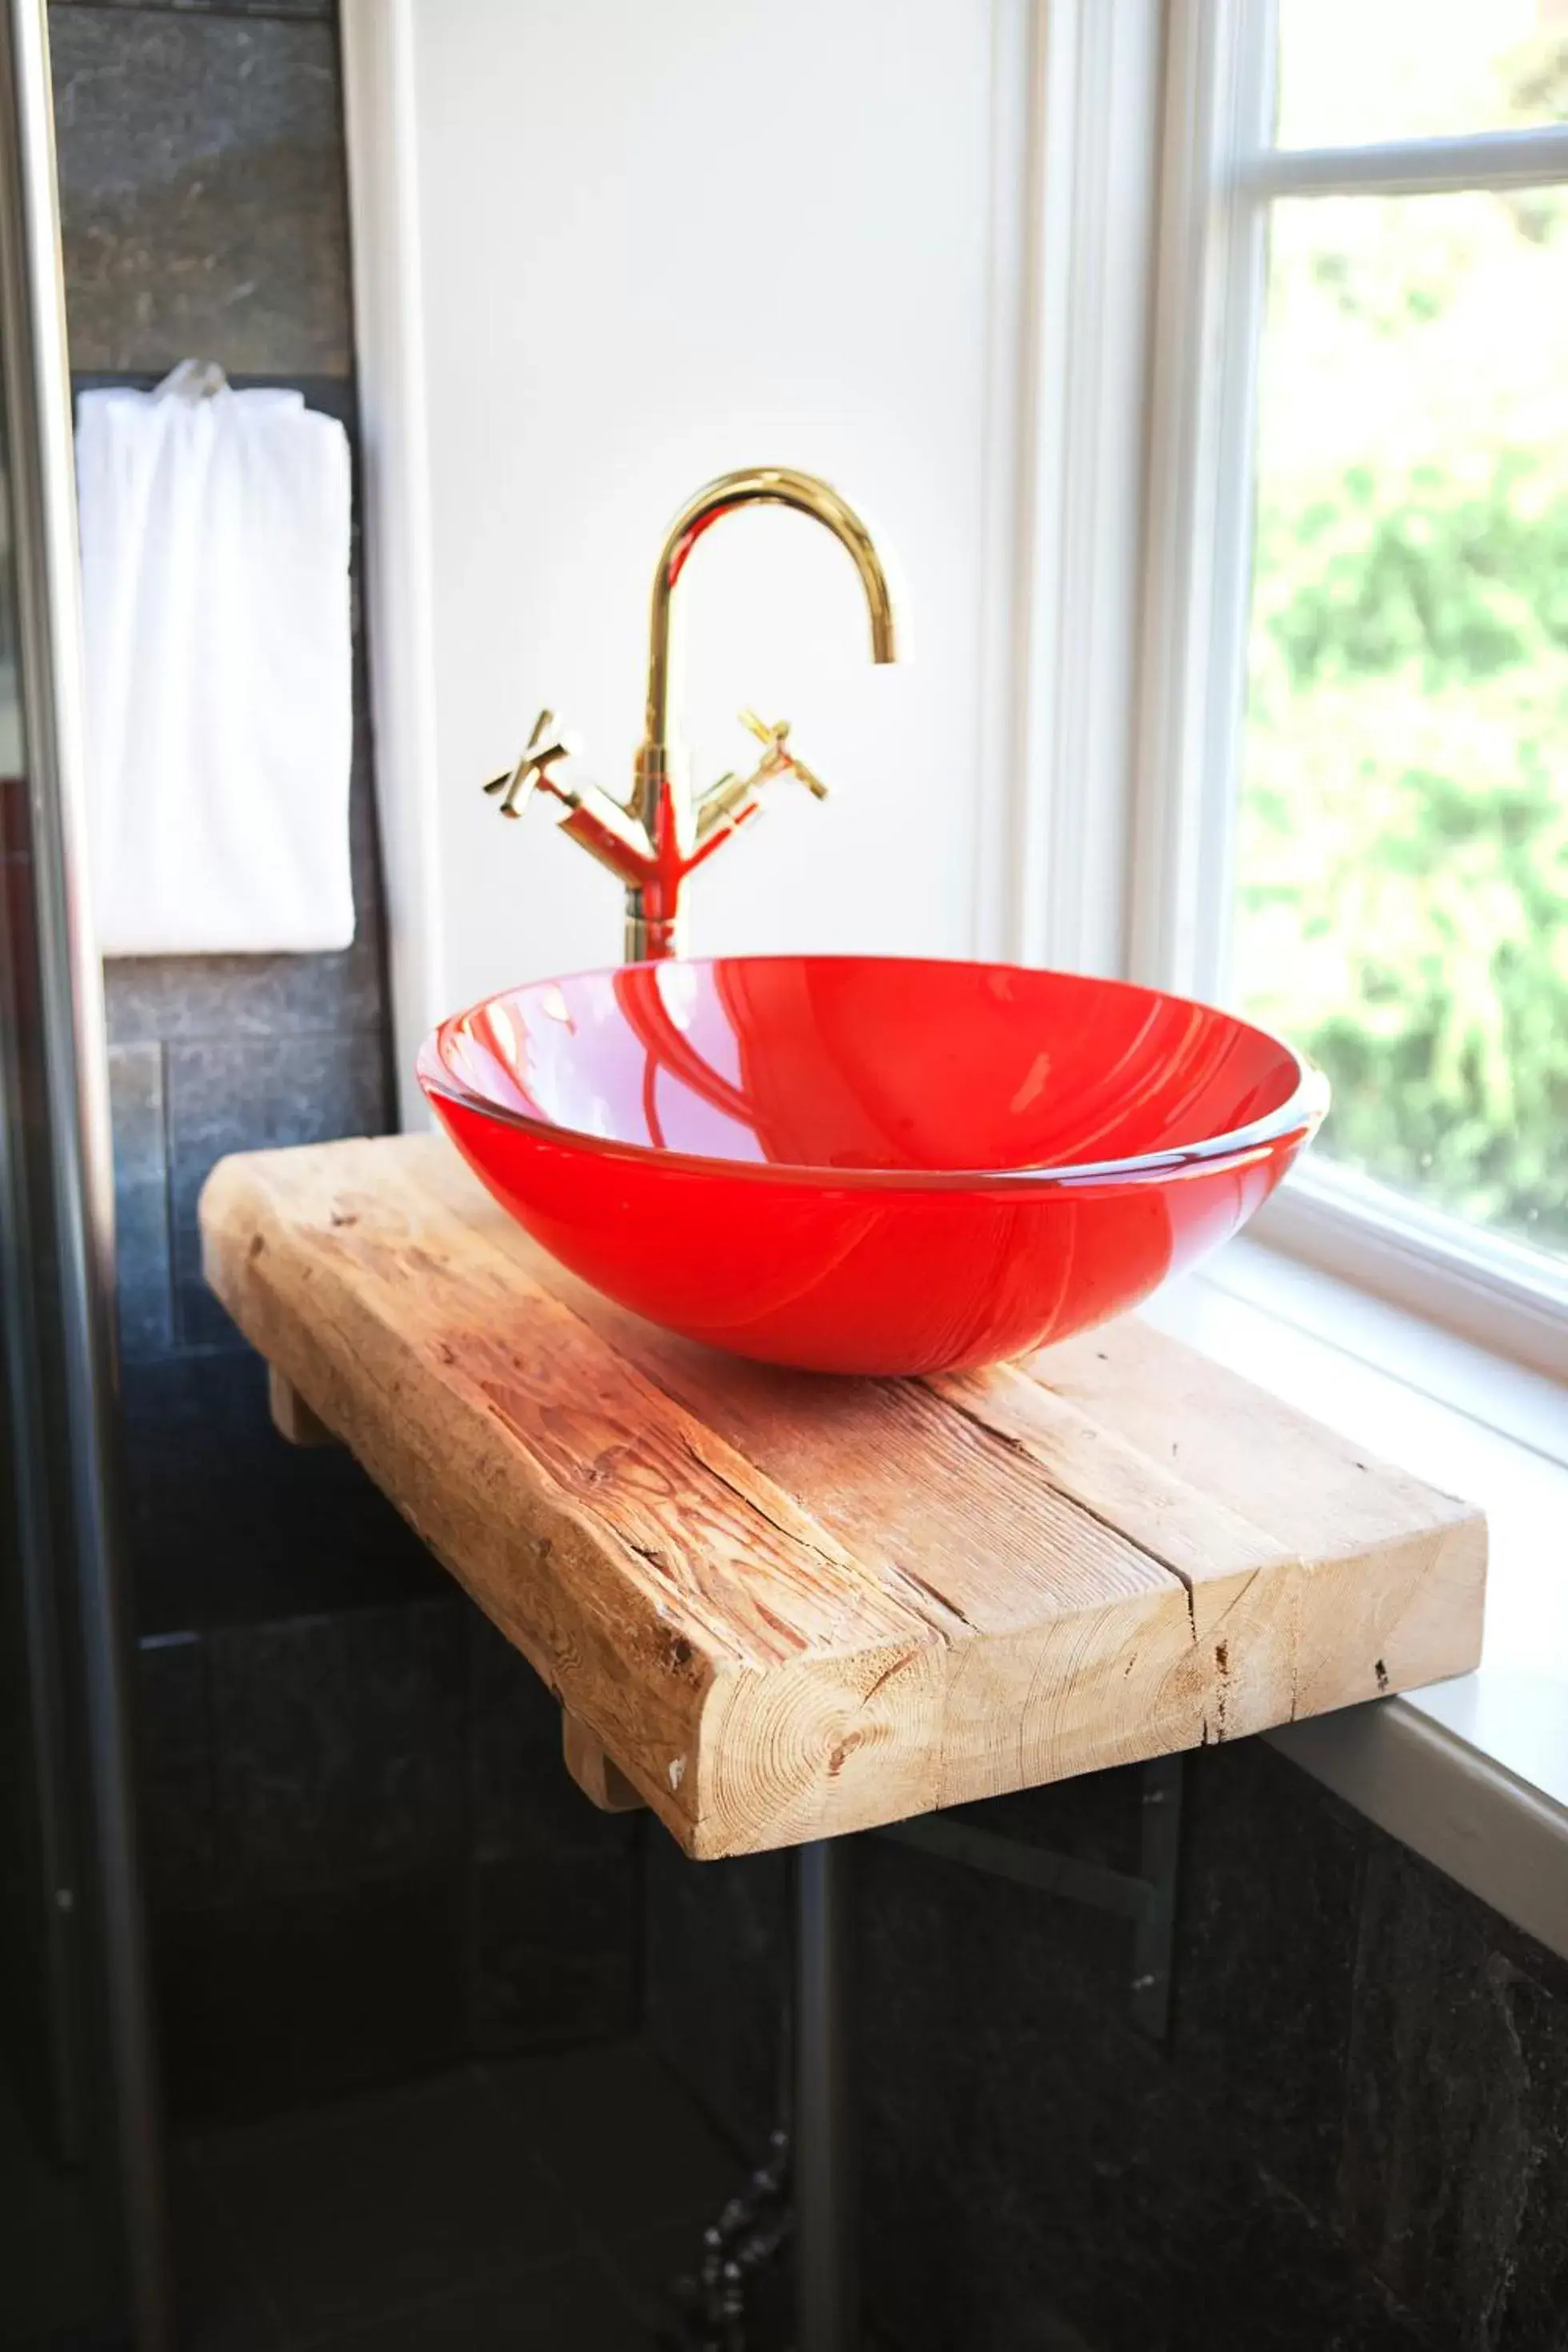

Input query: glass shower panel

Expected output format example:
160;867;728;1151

0;2;170;2342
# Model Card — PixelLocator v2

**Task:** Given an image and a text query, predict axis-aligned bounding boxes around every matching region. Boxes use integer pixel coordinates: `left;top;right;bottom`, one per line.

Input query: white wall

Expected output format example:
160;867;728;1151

347;0;1030;1115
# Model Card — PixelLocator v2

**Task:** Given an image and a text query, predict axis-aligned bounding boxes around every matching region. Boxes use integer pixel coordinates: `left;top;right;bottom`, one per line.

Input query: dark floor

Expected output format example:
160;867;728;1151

1;2074;120;2351
172;2039;750;2351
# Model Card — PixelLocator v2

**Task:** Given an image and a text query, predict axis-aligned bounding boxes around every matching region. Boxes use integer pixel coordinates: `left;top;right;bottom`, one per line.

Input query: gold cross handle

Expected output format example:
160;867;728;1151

482;708;582;819
738;709;829;801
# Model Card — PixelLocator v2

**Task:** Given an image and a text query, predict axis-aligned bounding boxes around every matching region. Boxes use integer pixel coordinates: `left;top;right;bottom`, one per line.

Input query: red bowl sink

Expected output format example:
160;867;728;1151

418;954;1326;1377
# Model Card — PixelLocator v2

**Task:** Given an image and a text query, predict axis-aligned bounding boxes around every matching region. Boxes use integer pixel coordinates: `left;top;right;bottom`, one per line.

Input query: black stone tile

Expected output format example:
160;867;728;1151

154;1860;468;2122
857;1829;1426;2352
643;1834;789;2163
12;2322;134;2352
1173;1743;1366;2210
466;1606;574;1860
103;938;384;1055
14;2322;136;2352
121;1345;444;1634
168;2144;285;2352
135;1630;215;1906
462;1616;645;2059
858;1826;1143;2352
908;1765;1150;2013
206;1598;466;1902
1491;1964;1568;2352
468;1844;640;2057
49;7;352;375
476;1738;642;1864
0;2069;122;2349
958;1760;1147;1875
301;2256;654;2352
201;2069;582;2342
1143;2165;1430;2352
108;1038;173;1358
487;2038;741;2242
165;1026;387;1346
106;1038;163;1178
646;1760;1140;2244
469;1661;632;1852
1340;1839;1568;2352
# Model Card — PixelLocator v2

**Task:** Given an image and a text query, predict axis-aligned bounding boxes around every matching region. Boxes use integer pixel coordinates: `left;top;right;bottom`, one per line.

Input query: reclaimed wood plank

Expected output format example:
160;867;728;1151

199;1131;1486;1858
1025;1322;1488;1717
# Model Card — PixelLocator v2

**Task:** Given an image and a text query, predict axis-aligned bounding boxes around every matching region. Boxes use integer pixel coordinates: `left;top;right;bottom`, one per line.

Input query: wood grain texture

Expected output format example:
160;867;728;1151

199;1133;1486;1858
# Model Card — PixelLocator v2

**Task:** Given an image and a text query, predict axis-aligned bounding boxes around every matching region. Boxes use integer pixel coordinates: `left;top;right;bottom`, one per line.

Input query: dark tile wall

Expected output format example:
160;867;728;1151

466;1618;642;2060
51;0;640;2121
140;1608;640;2120
645;1838;788;2163
50;2;350;376
650;1741;1568;2352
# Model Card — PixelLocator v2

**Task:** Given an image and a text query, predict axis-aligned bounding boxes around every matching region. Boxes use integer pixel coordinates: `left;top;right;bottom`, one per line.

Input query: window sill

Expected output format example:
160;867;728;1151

1142;1231;1568;1963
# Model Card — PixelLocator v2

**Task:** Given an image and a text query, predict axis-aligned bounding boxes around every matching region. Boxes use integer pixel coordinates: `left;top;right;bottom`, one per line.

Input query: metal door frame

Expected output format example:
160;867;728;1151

0;4;171;2340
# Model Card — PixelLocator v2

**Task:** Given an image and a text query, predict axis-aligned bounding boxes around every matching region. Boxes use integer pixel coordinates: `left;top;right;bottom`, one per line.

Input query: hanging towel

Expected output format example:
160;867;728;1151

76;361;355;955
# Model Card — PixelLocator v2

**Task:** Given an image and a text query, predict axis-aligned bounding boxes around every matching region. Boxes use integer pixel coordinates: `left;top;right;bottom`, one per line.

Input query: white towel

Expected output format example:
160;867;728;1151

76;362;355;956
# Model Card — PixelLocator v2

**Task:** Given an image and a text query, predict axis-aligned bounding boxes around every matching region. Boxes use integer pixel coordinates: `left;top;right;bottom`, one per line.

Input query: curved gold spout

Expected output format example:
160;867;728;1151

627;467;898;959
642;466;898;758
486;467;899;962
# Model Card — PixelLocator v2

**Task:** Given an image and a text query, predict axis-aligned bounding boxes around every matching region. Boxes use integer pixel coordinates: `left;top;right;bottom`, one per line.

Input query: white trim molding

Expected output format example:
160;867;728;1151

1242;122;1568;201
1257;1169;1568;1386
341;0;444;1130
1123;0;1568;1380
1271;1695;1568;1968
996;0;1166;976
1127;0;1274;1005
969;0;1037;964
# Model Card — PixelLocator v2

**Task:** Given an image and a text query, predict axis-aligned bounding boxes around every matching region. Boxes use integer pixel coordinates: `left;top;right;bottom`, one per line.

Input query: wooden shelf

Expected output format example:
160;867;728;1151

200;1133;1485;1859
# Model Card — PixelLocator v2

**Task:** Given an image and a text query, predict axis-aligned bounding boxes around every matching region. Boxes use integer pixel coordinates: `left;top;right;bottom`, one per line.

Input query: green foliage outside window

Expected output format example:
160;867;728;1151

1233;158;1568;1260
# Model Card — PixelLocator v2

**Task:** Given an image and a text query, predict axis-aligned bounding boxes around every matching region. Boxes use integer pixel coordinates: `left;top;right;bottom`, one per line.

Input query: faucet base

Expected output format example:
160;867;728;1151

625;894;683;963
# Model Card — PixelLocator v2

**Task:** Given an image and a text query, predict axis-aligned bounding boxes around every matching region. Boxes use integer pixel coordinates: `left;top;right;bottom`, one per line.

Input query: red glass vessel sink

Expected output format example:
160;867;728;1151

418;955;1326;1377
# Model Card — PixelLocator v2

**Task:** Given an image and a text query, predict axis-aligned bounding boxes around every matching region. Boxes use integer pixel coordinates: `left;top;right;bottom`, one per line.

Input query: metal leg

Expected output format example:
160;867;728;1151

670;1764;1182;2346
794;1838;857;2352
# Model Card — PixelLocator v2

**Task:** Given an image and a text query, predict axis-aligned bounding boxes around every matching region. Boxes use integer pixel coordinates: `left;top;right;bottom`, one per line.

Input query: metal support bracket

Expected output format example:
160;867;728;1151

876;1752;1185;2038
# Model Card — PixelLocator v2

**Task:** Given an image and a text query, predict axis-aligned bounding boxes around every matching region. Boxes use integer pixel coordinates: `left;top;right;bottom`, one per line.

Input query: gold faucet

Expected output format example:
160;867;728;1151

482;467;899;961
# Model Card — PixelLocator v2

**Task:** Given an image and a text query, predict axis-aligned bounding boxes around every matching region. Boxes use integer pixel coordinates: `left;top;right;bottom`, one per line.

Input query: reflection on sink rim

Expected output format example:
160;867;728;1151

417;951;1329;1194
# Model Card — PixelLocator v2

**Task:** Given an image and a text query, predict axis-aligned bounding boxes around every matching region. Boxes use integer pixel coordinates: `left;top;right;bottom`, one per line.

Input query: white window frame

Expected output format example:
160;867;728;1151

1023;0;1568;1380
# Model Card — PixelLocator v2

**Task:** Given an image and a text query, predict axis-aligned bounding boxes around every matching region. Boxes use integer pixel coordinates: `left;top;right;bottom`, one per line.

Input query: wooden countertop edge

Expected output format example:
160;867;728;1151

198;1138;1489;1861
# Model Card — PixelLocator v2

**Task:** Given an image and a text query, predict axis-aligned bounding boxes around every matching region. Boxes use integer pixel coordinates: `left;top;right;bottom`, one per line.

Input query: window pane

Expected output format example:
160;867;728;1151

1232;189;1568;1263
1277;0;1568;147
